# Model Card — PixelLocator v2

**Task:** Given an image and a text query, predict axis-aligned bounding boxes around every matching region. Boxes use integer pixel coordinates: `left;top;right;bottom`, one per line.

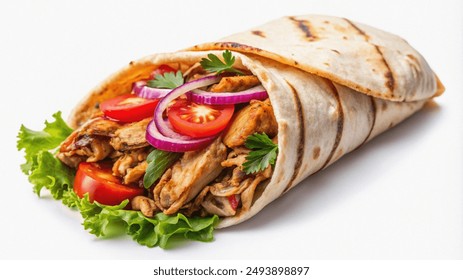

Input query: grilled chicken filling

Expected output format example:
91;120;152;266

153;137;227;214
58;74;278;218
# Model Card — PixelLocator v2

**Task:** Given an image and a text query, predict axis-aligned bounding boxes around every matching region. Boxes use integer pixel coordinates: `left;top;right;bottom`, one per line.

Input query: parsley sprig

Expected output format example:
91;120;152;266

200;50;243;75
243;133;278;174
147;71;184;89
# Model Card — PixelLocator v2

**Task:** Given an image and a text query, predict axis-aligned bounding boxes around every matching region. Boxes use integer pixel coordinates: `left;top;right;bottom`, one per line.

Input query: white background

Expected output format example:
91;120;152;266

0;0;462;260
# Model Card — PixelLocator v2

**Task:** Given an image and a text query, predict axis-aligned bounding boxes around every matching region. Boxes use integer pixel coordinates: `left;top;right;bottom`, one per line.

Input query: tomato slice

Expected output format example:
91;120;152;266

74;162;144;205
167;100;234;138
150;64;176;78
100;94;159;123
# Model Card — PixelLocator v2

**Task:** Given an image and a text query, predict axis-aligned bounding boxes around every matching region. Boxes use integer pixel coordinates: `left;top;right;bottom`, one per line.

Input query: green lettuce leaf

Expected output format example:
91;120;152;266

77;195;219;248
28;150;75;199
155;212;218;248
17;111;73;174
17;111;75;198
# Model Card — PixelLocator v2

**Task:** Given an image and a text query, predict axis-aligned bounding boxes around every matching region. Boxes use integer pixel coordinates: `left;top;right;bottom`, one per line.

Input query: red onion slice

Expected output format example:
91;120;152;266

146;120;214;152
154;75;222;138
188;85;268;105
132;80;171;99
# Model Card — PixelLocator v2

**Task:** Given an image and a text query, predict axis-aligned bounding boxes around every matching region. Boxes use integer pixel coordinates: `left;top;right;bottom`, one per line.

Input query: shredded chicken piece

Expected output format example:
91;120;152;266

184;63;207;82
223;99;278;148
210;169;249;197
57;117;120;168
184;186;211;216
112;148;149;184
131;196;157;218
201;145;273;216
240;165;272;211
153;137;227;215
210;75;260;92
69;117;120;139
59;130;79;153
82;118;121;137
110;118;151;151
221;150;248;168
201;194;237;217
58;136;113;168
210;147;253;197
58;117;120;152
124;161;148;185
108;150;123;159
57;153;85;168
83;138;113;162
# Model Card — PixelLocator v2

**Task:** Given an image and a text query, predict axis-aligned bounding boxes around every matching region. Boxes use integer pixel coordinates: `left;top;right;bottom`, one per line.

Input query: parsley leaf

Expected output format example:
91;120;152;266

200;50;244;75
143;149;181;188
243;133;278;174
147;71;184;89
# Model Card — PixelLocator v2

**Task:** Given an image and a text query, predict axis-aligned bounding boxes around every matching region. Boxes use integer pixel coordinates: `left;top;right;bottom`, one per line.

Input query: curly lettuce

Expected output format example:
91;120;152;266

17;111;73;174
17;112;74;199
17;112;219;248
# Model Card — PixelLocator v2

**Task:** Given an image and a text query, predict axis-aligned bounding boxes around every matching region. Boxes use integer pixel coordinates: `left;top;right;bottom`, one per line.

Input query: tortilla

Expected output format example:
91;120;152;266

67;15;443;228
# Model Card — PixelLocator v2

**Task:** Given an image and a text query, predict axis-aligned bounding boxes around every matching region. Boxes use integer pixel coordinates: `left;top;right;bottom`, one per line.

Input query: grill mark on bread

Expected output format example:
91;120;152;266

318;80;344;171
343;18;370;40
288;16;317;40
312;146;321;160
210;42;263;52
251;30;266;38
359;96;377;147
282;80;305;193
344;18;395;93
375;45;395;92
406;54;419;64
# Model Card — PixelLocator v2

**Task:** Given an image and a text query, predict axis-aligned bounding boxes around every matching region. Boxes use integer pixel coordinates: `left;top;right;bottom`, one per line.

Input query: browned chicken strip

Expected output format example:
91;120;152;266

223;99;278;148
110;118;151;151
59;117;120;153
210;75;260;92
58;137;114;168
153;137;227;215
81;118;121;137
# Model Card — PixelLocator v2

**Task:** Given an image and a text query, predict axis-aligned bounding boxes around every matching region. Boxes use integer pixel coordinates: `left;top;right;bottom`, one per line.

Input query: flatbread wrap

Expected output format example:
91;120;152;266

18;15;443;246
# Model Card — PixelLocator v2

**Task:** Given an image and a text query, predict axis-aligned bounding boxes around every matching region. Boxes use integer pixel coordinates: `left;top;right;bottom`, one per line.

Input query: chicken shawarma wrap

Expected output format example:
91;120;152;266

18;15;444;248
